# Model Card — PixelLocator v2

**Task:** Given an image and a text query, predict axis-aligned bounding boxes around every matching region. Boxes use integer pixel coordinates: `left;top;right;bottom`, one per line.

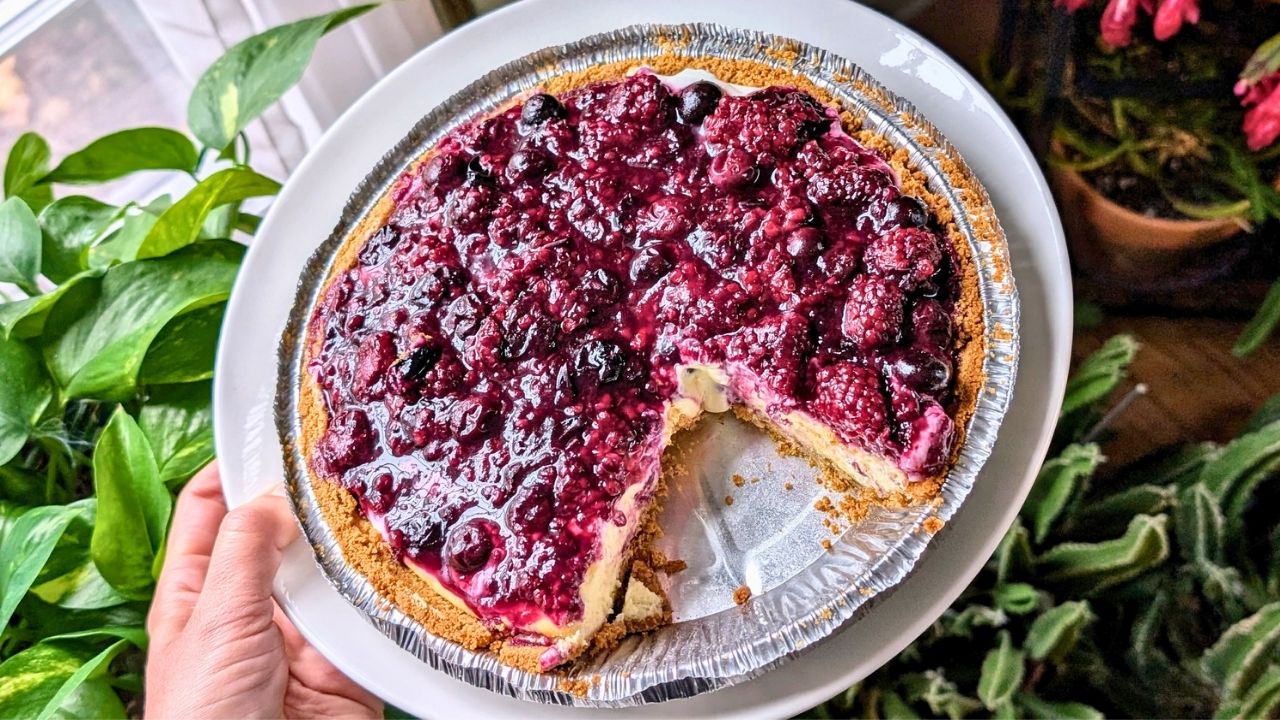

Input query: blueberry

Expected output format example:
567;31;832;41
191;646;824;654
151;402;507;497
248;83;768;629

505;148;552;183
574;340;626;389
520;93;566;125
677;81;722;124
890;349;952;394
423;153;464;187
400;343;442;380
883;196;927;229
630;244;675;283
785;227;825;260
444;519;495;573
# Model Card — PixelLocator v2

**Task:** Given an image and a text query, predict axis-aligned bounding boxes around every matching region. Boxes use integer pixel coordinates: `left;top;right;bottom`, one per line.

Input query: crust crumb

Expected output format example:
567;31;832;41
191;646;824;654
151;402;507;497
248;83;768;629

732;473;747;487
557;678;590;697
820;538;833;551
724;495;735;506
784;481;794;491
924;516;945;534
733;585;752;605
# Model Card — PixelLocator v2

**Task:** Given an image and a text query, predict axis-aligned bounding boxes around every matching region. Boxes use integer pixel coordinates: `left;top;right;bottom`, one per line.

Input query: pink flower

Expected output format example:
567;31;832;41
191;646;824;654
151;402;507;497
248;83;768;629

1238;72;1280;150
1055;0;1092;12
1152;0;1200;41
1099;0;1153;48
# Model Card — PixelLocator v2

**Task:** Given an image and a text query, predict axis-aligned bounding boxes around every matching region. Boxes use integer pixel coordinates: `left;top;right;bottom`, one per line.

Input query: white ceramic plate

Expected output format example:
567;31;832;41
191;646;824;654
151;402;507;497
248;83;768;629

213;0;1072;717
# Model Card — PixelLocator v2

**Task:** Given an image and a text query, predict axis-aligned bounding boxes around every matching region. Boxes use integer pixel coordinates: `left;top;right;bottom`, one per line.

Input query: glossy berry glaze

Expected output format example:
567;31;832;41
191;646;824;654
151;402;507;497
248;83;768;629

307;72;961;636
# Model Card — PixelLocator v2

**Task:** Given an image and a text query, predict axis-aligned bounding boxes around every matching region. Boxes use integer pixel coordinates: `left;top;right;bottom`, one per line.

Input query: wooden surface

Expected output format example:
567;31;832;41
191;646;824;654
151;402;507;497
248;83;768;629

1074;316;1280;469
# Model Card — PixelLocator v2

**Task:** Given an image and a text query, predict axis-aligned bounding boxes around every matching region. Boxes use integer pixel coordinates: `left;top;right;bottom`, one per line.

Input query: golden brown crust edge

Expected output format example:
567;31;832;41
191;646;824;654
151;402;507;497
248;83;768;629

296;54;997;675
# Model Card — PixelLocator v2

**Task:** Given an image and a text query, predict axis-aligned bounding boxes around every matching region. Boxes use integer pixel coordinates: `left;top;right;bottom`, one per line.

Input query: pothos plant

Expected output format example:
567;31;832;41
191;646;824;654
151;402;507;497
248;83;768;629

810;336;1280;719
0;5;376;716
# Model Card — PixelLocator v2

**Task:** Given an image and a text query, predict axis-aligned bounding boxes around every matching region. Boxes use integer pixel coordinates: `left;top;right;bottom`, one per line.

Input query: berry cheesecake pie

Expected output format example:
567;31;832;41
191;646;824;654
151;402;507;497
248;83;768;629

298;57;985;673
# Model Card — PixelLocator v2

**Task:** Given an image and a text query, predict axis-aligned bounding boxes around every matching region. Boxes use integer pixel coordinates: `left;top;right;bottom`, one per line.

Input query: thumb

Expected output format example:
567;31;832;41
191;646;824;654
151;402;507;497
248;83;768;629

191;490;299;621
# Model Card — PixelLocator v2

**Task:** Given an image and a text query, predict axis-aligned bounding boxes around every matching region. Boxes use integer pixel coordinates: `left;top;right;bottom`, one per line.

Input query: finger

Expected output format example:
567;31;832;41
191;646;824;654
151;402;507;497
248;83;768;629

163;463;228;566
192;491;299;624
149;463;228;641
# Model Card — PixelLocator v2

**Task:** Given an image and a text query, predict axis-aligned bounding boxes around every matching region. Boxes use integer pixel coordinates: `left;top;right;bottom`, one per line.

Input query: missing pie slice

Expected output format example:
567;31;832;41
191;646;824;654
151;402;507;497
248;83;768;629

296;56;985;673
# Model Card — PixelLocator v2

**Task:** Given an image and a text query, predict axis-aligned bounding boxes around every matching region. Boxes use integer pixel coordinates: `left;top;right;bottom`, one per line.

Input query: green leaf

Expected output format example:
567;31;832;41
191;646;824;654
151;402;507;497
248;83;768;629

994;517;1034;584
138;381;214;486
43;241;243;400
1175;483;1225;565
1079;484;1175;539
1037;514;1170;594
992;582;1041;615
30;501;130;611
880;690;920;720
1200;420;1280;528
1022;443;1102;542
89;408;170;598
137;167;278;258
38;196;119;284
1234;278;1280;357
1241;32;1280;92
1215;664;1280;720
86;196;168;269
33;639;131;720
1016;693;1104;720
0;505;78;630
187;5;378;150
0;271;99;340
0;643;124;720
5;132;54;213
939;604;1007;638
1246;395;1280;434
1202;601;1280;700
14;596;147;645
1061;334;1138;416
977;630;1026;710
0;197;41;292
0;335;53;464
902;670;982;720
46;128;198;184
1025;601;1093;662
139;303;224;385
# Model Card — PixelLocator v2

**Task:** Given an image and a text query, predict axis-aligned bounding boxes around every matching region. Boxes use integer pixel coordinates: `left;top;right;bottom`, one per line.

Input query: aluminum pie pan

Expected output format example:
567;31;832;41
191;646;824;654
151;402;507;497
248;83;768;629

274;23;1019;708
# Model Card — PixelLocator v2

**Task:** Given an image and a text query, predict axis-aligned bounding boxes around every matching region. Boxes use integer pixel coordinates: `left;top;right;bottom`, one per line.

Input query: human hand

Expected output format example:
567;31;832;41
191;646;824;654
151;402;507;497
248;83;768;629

145;463;382;719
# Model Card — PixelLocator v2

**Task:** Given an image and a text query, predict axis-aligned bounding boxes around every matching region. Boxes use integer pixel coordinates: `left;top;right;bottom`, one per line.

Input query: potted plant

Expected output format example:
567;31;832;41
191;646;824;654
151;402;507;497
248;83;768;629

1046;0;1280;354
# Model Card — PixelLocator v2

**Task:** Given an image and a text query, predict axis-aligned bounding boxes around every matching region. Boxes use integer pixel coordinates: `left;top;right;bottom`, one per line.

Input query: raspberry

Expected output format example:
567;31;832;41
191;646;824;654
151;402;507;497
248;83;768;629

810;362;888;446
841;274;904;351
352;331;395;401
703;90;826;166
865;227;942;291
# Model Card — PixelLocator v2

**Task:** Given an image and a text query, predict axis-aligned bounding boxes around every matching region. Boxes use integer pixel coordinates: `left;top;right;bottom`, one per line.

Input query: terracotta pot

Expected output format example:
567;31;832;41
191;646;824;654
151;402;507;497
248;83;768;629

1048;162;1247;283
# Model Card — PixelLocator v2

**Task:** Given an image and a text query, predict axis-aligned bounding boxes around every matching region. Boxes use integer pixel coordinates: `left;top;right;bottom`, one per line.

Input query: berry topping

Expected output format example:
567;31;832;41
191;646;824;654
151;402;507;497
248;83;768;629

841;274;905;351
307;73;964;630
865;226;943;291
